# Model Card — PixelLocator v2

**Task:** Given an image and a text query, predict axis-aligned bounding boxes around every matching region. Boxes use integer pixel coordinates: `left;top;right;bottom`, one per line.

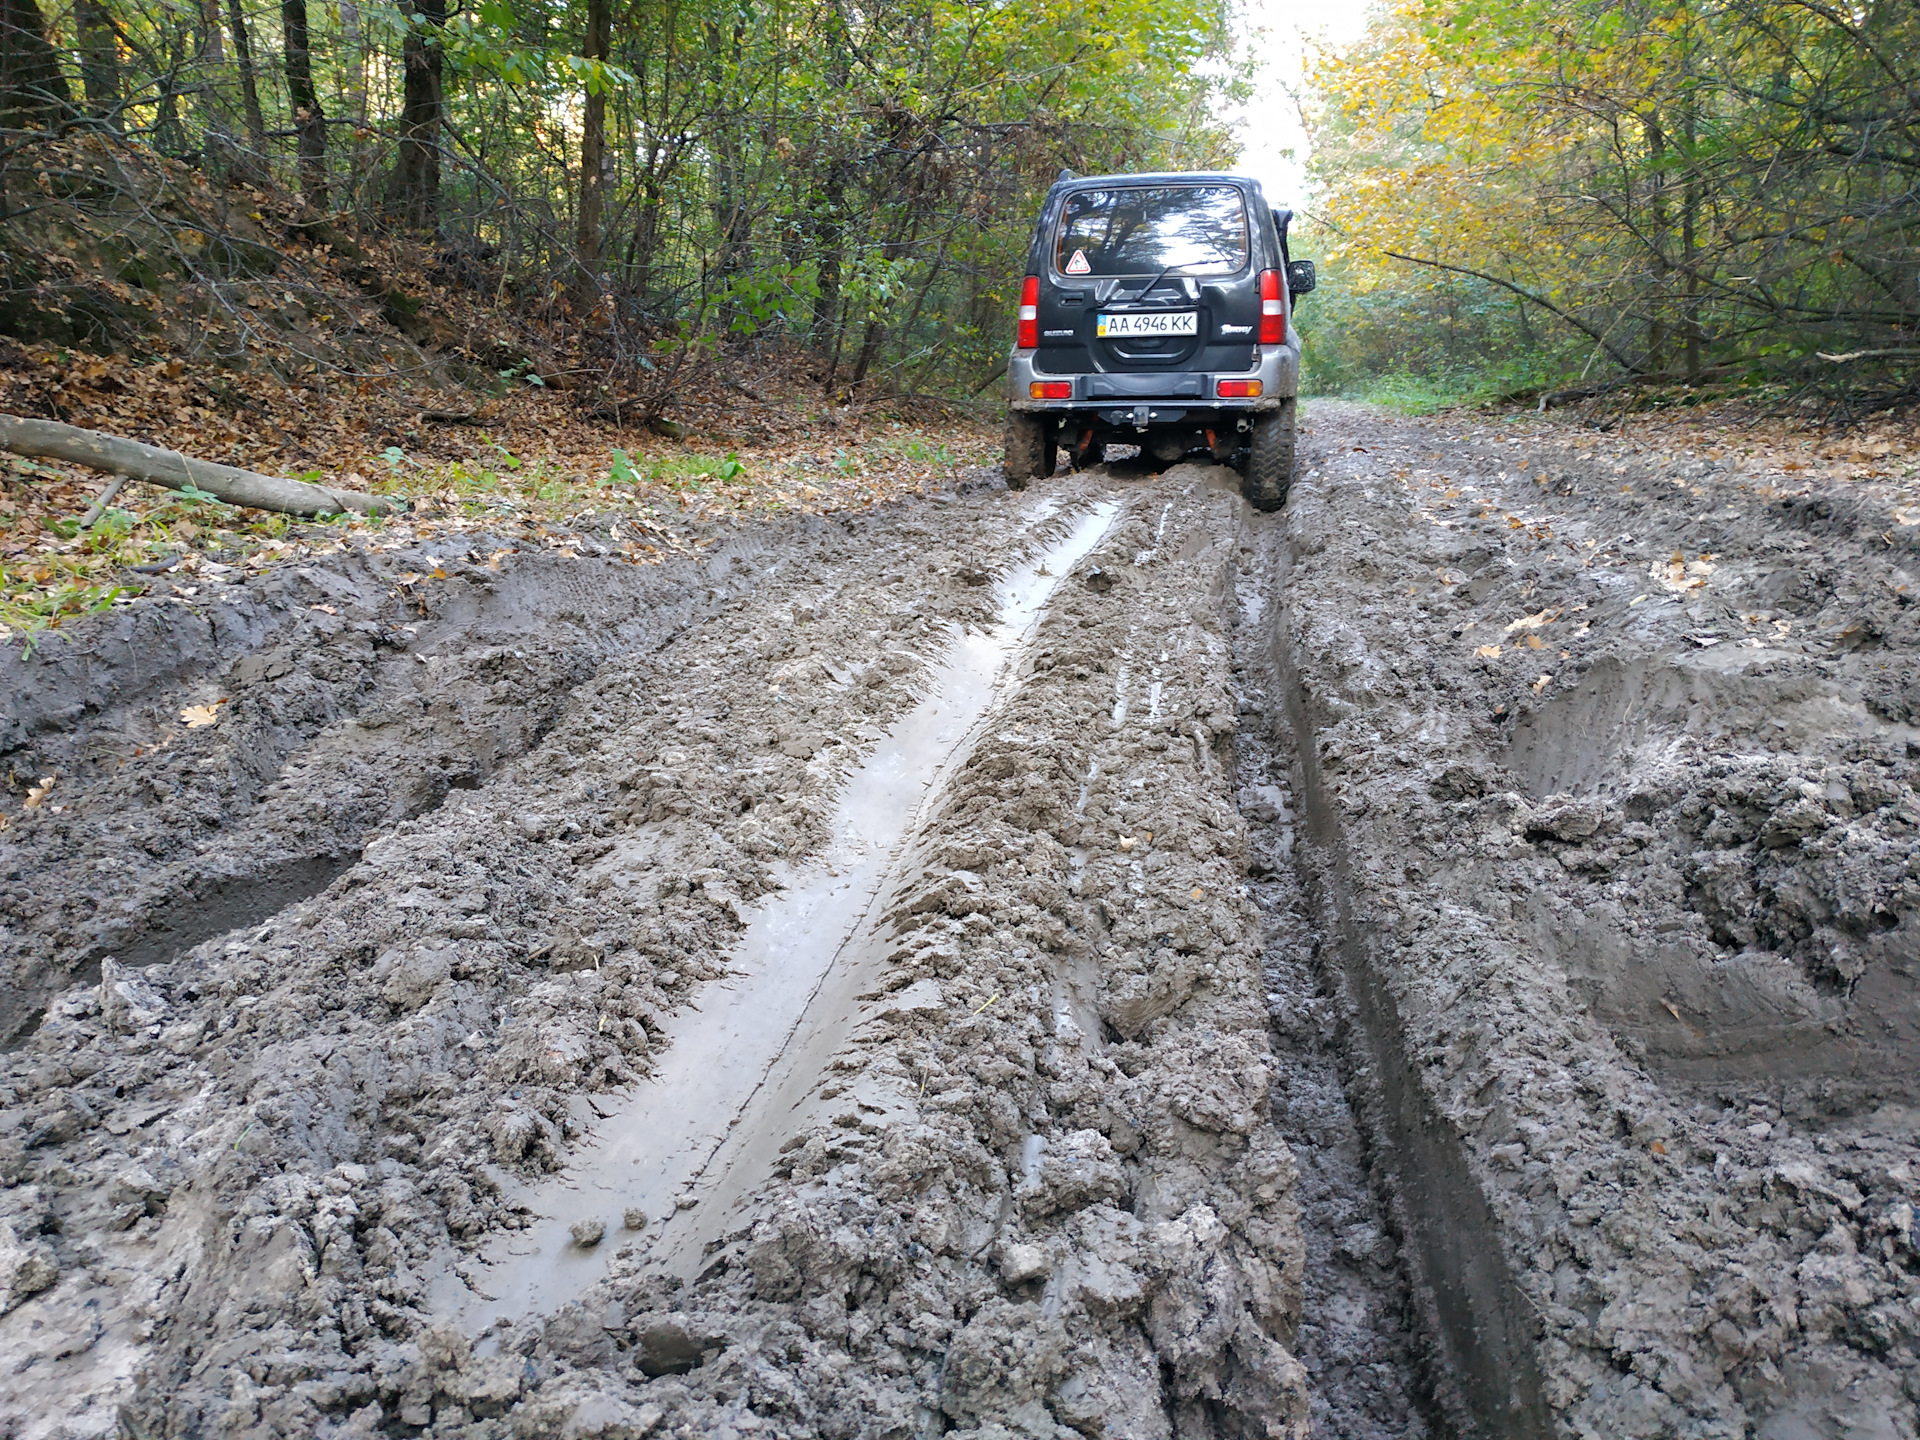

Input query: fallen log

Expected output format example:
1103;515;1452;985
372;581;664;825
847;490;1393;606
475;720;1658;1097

0;414;406;517
1817;347;1920;364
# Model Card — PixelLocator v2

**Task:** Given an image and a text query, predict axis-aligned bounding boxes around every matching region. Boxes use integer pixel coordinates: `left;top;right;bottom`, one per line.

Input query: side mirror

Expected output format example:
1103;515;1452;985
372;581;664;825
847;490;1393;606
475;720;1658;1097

1286;259;1317;297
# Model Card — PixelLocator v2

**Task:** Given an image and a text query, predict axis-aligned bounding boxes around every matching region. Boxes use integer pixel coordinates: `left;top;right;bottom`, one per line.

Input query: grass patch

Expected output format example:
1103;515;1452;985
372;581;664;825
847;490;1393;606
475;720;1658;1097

1309;359;1569;415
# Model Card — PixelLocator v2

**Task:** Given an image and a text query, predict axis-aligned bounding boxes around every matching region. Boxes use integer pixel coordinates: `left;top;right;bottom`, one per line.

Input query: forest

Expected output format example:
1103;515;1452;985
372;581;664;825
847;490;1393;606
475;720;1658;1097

0;0;1238;400
3;0;1916;410
1302;0;1920;408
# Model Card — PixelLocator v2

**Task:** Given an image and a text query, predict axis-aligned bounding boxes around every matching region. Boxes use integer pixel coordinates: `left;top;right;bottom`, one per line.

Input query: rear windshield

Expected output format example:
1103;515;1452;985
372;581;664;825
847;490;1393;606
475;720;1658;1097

1054;185;1249;278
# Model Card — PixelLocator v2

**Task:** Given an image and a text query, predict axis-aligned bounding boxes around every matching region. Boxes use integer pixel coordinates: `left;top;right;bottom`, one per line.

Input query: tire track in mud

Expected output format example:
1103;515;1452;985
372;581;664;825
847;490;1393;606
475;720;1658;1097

1;492;1049;1435
439;499;1123;1322
1231;520;1438;1440
422;465;1435;1435
0;461;1440;1439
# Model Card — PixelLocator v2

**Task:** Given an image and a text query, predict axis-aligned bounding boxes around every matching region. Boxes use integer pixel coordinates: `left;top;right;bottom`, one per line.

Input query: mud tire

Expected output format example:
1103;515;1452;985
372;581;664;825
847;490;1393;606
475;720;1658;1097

1242;400;1296;511
1004;413;1055;489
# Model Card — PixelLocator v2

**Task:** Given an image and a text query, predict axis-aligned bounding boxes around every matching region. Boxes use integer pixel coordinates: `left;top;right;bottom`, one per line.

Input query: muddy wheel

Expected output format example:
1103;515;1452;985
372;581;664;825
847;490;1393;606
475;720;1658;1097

1004;413;1055;489
1242;400;1296;511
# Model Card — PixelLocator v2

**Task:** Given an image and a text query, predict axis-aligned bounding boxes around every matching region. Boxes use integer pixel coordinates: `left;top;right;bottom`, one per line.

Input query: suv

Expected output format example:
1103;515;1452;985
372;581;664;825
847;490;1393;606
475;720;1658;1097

1003;171;1316;509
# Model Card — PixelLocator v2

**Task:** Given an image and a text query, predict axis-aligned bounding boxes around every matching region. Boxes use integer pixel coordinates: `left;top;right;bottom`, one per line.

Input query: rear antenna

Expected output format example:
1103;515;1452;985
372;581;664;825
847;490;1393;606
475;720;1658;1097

1058;168;1075;183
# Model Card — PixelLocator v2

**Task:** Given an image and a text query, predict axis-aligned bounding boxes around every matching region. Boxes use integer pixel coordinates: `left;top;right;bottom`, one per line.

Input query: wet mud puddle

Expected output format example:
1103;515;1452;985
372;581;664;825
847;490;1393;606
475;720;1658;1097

440;499;1120;1328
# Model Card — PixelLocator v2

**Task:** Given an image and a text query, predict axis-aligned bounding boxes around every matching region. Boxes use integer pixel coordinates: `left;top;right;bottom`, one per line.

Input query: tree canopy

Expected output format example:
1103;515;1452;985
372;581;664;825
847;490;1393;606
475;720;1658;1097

1;0;1239;393
1303;0;1920;398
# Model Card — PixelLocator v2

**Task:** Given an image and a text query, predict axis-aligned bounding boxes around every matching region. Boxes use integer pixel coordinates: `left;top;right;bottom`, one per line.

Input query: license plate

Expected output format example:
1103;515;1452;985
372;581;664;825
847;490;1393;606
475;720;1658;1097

1096;311;1198;338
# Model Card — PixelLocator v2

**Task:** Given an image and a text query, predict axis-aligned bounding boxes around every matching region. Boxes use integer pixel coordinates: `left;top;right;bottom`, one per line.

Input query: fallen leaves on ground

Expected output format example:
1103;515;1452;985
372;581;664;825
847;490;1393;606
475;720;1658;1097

0;137;1003;643
1;356;1000;644
1653;551;1715;594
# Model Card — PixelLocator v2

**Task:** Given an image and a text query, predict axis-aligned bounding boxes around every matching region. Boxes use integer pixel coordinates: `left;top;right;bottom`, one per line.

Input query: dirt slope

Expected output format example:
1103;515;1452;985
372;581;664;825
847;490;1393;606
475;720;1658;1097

2;402;1917;1439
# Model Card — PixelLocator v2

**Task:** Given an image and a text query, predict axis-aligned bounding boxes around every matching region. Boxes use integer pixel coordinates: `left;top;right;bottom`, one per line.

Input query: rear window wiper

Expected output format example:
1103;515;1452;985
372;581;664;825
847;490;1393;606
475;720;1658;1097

1121;264;1185;303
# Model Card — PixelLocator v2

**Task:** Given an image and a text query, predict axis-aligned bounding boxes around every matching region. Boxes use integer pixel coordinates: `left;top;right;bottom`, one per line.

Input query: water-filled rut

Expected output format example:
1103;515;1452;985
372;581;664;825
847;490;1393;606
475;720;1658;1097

442;501;1122;1322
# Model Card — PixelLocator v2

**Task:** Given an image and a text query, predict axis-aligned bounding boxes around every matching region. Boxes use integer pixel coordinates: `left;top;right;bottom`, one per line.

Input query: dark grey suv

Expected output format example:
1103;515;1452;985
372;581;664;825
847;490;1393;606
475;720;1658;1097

1004;171;1316;509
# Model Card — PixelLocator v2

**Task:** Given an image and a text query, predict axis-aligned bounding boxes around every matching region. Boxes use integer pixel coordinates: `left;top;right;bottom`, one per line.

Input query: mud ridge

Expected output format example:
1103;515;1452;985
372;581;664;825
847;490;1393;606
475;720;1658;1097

1270;402;1920;1439
1267;555;1549;1435
0;520;803;1044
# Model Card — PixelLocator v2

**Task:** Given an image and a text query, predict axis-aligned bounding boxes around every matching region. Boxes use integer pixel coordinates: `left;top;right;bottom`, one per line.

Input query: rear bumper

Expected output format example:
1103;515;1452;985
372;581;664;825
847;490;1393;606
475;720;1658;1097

1006;343;1298;416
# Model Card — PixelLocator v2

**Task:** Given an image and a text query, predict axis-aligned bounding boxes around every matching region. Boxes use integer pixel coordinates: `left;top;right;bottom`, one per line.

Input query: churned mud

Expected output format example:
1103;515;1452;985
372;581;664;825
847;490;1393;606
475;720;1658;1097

4;401;1918;1438
1277;402;1920;1438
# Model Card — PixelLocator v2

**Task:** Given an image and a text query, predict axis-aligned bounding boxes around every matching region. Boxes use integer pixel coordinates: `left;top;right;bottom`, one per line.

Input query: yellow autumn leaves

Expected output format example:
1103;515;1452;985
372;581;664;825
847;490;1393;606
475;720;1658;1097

1303;0;1920;386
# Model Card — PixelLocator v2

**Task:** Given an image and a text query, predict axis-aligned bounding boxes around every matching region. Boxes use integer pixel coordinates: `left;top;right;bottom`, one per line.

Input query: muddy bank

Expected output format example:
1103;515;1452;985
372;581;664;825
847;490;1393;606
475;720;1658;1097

1277;403;1920;1437
0;521;765;1047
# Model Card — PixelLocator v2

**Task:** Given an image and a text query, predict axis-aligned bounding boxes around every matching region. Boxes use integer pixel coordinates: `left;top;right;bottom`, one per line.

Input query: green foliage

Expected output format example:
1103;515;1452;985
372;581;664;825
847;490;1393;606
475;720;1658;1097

4;0;1241;400
1295;244;1578;401
1307;0;1920;396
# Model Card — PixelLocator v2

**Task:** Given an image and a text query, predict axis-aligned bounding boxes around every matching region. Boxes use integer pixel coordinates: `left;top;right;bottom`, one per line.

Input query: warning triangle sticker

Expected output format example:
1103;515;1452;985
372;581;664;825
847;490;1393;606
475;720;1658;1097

1065;249;1091;275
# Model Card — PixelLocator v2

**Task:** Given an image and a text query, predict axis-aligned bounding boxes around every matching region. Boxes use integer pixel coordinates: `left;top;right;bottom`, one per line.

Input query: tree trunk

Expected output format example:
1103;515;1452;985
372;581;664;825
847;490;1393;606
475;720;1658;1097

0;415;404;517
74;0;120;121
194;0;249;183
1681;94;1702;383
224;0;270;179
631;161;665;296
576;0;612;281
704;19;752;283
895;236;950;381
822;294;849;393
0;0;71;127
383;0;448;230
339;0;371;192
153;28;190;154
1643;115;1669;373
849;318;884;388
282;0;327;210
813;165;845;351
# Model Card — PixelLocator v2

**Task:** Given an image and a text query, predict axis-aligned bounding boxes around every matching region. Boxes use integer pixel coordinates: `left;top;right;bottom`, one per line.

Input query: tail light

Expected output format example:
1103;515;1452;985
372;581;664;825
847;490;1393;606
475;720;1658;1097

1016;276;1040;349
1258;269;1286;345
1217;379;1263;398
1029;381;1072;399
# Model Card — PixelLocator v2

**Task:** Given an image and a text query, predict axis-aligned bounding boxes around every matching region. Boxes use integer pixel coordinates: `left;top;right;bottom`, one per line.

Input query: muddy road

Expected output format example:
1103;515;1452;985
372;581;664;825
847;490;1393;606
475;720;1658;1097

4;402;1919;1439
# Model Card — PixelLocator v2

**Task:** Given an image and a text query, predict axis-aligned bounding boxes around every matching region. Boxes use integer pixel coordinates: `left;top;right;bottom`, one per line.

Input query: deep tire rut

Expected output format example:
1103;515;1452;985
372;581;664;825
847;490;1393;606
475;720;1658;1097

1231;524;1438;1439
